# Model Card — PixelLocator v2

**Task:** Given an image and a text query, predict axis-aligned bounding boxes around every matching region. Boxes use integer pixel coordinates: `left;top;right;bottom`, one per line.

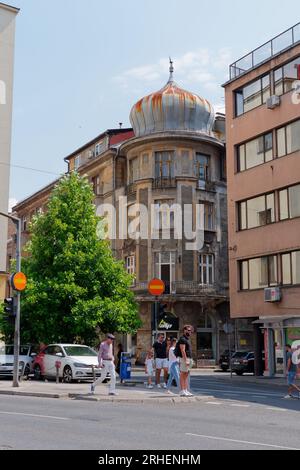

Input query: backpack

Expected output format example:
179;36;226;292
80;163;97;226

173;341;182;358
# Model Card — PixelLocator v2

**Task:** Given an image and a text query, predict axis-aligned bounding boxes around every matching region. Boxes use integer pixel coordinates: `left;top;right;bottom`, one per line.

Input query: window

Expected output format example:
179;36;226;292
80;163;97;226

199;254;214;285
125;256;135;275
240;256;278;290
74;155;81;170
279;184;300;220
154;200;175;231
238;193;275;230
235;74;271;116
200;201;215;231
91;175;100;195
129;157;139;184
21;216;27;232
277;119;300;157
281;251;300;285
154;252;176;293
155;151;174;180
95;140;106;156
237;132;273;171
194;153;210;181
274;57;300;95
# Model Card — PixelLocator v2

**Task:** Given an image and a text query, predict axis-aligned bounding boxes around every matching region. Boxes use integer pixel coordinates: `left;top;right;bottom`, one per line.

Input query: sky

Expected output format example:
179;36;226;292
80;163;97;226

7;0;300;207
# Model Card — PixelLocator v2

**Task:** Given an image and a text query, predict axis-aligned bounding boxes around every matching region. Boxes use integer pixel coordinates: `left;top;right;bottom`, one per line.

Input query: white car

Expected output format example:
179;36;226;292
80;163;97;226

33;343;108;383
0;344;36;378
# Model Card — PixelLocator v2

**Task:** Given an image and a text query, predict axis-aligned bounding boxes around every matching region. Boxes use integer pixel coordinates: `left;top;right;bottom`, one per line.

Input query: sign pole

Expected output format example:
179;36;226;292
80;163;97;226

12;217;21;388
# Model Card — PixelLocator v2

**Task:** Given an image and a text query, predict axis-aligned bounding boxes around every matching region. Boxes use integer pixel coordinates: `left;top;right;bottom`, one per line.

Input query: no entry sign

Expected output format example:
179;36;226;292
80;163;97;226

148;278;165;296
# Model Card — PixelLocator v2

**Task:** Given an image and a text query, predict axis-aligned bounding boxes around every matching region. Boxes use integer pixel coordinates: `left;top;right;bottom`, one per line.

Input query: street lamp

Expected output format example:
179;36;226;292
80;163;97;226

0;211;21;387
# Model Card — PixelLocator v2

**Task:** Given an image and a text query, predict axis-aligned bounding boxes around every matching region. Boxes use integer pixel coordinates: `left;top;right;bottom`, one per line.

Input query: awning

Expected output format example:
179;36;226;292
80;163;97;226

252;316;300;328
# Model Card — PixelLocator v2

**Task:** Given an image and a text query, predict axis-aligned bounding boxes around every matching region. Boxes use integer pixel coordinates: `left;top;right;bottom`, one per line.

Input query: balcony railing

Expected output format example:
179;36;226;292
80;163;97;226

132;281;227;297
126;182;137;195
153;177;176;189
229;22;300;80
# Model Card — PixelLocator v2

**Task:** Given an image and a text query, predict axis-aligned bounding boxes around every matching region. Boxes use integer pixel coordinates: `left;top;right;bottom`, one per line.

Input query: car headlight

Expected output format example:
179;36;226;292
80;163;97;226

73;363;90;368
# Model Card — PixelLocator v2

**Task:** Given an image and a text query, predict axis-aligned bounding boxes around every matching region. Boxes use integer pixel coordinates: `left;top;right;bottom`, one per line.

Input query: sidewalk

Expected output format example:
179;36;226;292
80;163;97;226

0;379;212;404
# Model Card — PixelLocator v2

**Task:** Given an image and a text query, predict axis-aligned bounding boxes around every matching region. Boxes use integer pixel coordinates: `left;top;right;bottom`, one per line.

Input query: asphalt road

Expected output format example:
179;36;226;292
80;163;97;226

0;374;299;450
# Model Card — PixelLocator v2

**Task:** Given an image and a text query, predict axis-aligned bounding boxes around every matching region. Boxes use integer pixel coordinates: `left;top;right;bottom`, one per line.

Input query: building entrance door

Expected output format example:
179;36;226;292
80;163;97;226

197;312;216;360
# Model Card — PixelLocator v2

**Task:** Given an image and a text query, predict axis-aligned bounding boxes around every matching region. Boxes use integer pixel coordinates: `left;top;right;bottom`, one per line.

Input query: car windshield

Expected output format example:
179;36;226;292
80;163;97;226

0;345;30;355
63;346;97;357
232;351;248;358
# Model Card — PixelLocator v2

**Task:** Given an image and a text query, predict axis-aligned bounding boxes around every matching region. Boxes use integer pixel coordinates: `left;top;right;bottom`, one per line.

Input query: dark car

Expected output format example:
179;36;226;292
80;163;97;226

231;351;254;376
219;349;235;372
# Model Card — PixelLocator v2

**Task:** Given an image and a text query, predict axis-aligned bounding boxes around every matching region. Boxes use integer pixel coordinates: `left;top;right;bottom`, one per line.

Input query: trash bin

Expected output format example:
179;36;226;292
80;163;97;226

120;352;131;381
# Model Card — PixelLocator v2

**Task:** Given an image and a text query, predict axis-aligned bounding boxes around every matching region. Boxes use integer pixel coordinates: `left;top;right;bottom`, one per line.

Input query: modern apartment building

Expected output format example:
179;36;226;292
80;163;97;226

224;23;300;376
0;2;19;303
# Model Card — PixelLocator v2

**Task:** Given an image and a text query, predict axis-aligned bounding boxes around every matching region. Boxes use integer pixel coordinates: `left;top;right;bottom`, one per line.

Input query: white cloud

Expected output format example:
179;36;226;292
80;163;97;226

8;198;18;212
113;48;231;95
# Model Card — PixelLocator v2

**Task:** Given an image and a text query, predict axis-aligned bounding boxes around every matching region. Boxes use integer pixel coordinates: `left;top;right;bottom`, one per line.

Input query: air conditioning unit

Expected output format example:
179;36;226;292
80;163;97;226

266;95;281;110
88;150;95;159
264;287;281;302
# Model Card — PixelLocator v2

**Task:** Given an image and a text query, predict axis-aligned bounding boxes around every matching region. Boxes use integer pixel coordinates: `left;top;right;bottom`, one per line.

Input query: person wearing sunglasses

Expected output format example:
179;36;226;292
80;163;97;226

177;325;194;397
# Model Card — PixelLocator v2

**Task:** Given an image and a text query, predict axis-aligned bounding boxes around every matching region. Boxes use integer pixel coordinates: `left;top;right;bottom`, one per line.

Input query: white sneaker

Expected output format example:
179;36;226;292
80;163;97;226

185;391;194;396
283;394;293;399
147;384;153;389
162;383;167;389
157;384;161;388
179;390;189;397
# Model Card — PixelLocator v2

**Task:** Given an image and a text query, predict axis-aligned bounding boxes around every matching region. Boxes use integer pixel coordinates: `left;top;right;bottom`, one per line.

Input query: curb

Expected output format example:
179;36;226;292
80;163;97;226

69;394;214;404
0;390;68;399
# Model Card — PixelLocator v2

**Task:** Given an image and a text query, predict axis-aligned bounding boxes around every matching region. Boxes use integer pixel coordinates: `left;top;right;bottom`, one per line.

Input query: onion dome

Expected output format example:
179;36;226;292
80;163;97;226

130;59;215;137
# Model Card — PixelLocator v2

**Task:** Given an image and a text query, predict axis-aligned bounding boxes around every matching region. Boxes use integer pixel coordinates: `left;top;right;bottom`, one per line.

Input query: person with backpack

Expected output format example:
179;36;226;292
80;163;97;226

166;338;180;394
176;325;194;397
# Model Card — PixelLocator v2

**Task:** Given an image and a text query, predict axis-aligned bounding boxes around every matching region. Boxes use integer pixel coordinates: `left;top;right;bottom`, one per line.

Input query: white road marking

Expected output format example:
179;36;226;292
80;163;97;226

266;407;288;412
0;411;70;421
230;404;250;408
193;387;282;398
205;402;222;405
186;433;300;450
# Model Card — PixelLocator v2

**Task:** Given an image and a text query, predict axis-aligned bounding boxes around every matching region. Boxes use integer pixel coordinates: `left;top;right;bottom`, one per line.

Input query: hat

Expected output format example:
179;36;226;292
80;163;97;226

106;333;115;340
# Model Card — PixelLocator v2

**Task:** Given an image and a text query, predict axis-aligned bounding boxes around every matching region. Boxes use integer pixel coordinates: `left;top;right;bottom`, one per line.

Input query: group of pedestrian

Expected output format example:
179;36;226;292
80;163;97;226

146;325;194;397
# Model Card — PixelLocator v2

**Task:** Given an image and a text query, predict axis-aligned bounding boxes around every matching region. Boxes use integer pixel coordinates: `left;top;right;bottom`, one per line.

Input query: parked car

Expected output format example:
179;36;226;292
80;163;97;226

231;351;254;375
32;344;109;383
219;349;235;372
0;344;37;378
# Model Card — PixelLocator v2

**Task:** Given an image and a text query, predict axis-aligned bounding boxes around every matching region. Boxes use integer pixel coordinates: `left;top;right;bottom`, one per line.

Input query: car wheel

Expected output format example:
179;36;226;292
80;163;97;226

236;371;243;376
34;365;43;381
63;366;73;383
23;364;31;377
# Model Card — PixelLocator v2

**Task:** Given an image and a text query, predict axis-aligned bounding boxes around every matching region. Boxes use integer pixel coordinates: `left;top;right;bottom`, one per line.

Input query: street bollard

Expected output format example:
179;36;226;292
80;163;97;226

55;361;61;384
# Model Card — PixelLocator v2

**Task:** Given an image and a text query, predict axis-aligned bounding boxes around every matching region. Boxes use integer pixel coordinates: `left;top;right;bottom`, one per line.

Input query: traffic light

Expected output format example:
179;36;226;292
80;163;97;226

158;303;168;319
3;297;16;324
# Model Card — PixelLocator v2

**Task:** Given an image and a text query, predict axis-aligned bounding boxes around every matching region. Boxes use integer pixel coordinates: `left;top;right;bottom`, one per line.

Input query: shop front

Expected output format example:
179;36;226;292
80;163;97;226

258;316;300;377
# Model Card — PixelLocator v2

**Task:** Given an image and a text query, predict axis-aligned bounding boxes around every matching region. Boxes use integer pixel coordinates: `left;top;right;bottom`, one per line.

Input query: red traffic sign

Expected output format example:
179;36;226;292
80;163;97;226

10;272;27;292
148;278;165;296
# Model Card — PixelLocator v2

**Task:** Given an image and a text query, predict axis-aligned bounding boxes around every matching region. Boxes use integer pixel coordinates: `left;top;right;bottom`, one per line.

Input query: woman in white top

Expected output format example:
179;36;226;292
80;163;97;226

166;338;180;392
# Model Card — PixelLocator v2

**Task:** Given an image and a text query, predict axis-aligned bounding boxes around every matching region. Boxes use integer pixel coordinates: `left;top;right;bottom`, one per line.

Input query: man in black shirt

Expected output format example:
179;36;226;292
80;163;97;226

178;325;194;397
153;333;168;388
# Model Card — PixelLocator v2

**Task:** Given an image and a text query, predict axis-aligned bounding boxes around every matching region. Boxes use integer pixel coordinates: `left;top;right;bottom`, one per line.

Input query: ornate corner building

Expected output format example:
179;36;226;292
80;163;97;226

9;65;255;365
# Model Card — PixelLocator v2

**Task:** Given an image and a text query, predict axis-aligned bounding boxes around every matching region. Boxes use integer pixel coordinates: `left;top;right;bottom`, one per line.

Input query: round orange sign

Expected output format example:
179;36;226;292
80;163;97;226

148;278;165;296
11;272;27;292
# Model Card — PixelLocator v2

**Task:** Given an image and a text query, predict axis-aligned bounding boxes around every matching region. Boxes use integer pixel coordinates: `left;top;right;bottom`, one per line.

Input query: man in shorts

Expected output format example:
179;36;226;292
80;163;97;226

153;333;168;388
284;344;300;399
178;325;194;397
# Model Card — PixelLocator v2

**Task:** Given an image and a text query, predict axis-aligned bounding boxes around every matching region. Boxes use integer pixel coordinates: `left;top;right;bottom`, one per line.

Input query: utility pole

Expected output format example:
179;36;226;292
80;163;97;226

0;211;22;387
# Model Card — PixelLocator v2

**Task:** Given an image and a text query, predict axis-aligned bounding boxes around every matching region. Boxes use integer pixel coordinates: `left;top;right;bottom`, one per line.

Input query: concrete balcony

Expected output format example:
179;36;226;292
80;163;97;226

132;281;228;299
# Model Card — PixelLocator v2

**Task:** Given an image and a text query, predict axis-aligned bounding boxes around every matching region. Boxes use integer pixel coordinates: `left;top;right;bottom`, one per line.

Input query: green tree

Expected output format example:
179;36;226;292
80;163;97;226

0;173;141;345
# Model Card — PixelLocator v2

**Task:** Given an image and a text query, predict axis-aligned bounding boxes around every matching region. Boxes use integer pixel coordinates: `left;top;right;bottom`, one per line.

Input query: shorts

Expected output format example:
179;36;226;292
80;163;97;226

155;358;168;369
179;357;194;373
146;369;153;377
287;371;297;386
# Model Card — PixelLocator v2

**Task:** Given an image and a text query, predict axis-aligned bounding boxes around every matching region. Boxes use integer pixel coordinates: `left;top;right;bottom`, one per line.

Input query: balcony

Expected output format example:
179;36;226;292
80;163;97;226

153;177;176;190
229;22;300;80
126;182;137;195
132;281;227;297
